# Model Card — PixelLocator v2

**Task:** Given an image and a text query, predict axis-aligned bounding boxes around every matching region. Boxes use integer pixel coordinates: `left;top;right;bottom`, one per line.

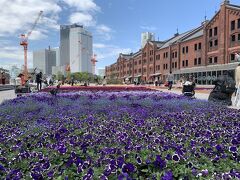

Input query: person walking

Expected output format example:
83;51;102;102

233;54;240;107
1;71;6;85
235;53;240;88
102;76;107;86
71;77;74;86
36;72;42;91
167;72;174;90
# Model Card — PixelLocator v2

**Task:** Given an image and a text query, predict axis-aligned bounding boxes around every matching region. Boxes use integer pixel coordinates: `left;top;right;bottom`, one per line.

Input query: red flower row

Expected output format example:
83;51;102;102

41;86;156;92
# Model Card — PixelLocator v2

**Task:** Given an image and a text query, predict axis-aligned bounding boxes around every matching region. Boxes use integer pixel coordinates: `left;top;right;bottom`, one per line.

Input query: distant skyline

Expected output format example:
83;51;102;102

0;0;239;70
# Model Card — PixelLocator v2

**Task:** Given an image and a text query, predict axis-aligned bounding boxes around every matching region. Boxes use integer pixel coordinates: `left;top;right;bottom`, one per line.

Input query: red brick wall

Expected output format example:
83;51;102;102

105;3;240;83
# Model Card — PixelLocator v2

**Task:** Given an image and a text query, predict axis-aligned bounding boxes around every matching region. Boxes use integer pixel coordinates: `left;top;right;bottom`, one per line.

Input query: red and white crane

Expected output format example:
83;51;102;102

20;10;43;83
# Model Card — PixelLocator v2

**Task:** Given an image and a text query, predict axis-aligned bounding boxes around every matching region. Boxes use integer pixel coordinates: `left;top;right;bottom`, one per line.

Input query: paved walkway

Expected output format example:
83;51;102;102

0;90;16;104
151;86;239;109
156;88;209;100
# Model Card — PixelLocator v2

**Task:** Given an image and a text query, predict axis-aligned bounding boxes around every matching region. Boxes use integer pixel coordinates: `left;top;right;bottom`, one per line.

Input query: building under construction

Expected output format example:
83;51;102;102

60;24;93;74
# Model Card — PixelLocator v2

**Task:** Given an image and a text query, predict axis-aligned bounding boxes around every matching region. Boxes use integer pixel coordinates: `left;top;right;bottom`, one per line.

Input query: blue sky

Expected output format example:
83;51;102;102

0;0;239;71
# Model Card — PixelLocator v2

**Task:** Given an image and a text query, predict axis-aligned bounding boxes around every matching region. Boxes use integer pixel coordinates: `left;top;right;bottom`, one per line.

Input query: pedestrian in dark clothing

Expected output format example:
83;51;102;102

167;72;174;90
1;72;6;85
36;72;42;91
208;71;236;106
71;77;74;86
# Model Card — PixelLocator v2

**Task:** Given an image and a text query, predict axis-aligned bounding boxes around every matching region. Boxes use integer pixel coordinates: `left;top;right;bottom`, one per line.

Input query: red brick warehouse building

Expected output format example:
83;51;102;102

105;0;240;85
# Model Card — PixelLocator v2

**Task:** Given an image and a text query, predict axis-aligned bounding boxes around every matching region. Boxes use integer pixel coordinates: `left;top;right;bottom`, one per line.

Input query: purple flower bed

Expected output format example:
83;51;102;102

0;91;239;179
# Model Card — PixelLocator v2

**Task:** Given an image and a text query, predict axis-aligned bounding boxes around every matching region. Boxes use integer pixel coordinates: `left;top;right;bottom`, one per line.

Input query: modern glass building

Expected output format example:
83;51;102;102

33;48;56;75
60;24;92;73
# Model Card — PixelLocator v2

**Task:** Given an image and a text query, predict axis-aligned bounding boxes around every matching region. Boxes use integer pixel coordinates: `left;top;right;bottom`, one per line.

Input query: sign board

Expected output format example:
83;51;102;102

233;83;240;108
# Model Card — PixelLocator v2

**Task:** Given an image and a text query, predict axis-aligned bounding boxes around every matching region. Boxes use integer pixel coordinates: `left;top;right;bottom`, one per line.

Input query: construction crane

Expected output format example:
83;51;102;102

91;54;98;75
20;10;43;84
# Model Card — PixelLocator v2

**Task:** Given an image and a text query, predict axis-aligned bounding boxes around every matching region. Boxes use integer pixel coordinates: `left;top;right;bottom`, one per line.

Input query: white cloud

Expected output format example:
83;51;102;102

28;30;48;40
69;12;95;26
93;43;107;49
0;0;61;37
97;25;112;33
96;24;113;40
63;0;100;12
93;43;132;63
0;44;33;70
140;25;157;31
0;0;61;70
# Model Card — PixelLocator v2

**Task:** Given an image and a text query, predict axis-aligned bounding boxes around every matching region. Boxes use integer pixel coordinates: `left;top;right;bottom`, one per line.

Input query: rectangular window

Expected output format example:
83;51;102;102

194;44;197;51
231;54;235;61
214;27;218;36
209;29;212;37
238;34;240;41
209;57;212;64
175;62;177;68
194;58;197;65
163;64;165;69
172;62;174;68
150;58;152;62
232;35;236;42
186;60;188;67
182;47;185;54
138;69;141;73
186;46;188;53
214;57;218;63
172;52;174;58
209;41;213;47
182;60;185;67
175;52;177;58
166;52;168;58
238;18;240;29
198;58;201;65
231;20;235;31
198;43;202;50
135;69;137;73
166;64;168;69
214;39;218;46
139;60;141;64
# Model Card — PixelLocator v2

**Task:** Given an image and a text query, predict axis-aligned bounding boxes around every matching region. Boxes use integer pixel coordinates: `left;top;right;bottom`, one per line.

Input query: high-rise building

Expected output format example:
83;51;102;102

141;32;155;48
60;24;92;73
53;47;60;66
33;47;56;75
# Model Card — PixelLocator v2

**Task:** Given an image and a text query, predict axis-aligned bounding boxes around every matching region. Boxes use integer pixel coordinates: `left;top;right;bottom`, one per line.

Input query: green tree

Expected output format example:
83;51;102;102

57;71;63;81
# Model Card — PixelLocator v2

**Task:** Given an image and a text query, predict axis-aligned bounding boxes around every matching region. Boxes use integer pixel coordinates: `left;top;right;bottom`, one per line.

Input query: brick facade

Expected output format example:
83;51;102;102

105;2;240;85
